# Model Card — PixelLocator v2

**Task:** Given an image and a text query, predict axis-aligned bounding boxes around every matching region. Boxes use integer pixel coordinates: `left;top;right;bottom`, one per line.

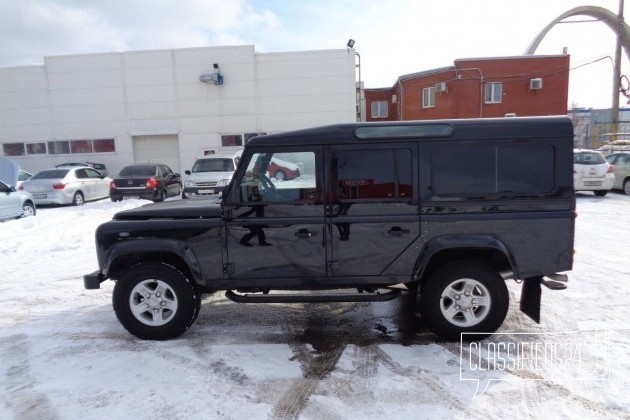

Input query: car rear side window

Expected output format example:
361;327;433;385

335;148;412;200
432;144;555;197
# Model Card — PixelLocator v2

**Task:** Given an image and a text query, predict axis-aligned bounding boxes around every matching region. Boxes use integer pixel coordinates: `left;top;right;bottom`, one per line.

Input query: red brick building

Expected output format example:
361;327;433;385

365;55;570;121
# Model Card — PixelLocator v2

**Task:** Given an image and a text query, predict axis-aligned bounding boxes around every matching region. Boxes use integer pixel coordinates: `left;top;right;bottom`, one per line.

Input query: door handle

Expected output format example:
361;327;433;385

295;229;317;239
387;226;410;237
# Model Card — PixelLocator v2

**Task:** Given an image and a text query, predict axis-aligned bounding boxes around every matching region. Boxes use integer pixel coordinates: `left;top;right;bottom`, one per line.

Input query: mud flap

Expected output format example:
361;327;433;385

520;276;542;323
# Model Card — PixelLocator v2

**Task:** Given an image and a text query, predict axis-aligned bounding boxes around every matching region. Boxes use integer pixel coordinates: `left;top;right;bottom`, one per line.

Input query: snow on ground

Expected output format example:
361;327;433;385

0;193;629;419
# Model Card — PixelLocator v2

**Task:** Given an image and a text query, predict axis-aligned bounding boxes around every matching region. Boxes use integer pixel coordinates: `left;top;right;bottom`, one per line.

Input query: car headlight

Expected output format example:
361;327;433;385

184;180;196;187
216;179;230;187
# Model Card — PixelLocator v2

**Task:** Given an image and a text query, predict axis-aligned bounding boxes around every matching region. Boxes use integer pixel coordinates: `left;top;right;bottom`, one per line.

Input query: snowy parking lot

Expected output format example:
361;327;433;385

0;193;629;419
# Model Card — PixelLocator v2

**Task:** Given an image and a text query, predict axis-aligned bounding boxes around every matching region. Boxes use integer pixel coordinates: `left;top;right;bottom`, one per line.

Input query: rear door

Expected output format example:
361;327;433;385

327;143;419;277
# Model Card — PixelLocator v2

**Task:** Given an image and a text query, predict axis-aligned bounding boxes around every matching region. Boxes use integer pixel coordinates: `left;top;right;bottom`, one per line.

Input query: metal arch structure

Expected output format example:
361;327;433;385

525;5;630;63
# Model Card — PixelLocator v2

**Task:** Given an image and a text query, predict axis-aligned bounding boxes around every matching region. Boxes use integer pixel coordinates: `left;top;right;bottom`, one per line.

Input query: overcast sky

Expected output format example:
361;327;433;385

0;0;627;109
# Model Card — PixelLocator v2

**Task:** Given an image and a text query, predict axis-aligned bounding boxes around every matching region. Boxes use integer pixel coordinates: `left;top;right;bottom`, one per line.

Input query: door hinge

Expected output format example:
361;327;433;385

223;263;235;274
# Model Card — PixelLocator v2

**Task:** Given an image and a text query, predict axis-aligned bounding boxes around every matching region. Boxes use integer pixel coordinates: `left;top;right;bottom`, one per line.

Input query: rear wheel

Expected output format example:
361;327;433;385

73;191;85;206
419;261;509;341
274;170;286;181
113;262;199;340
155;189;167;202
624;179;630;196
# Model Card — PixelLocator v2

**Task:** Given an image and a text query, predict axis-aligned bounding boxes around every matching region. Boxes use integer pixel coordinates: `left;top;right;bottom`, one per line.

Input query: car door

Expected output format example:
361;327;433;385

74;168;95;200
327;144;419;277
161;165;179;197
224;146;326;281
86;167;108;199
0;181;20;220
612;154;630;189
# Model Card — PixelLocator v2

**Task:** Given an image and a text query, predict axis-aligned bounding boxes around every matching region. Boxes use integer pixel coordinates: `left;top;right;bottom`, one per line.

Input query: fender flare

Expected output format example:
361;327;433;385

414;234;518;280
103;238;205;284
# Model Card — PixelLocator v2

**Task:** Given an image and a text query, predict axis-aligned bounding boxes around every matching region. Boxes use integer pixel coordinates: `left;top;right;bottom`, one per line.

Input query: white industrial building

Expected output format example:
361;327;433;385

0;45;357;175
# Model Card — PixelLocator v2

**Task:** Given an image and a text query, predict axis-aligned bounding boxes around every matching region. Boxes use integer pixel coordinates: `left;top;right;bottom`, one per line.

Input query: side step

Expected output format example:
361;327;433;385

225;289;401;304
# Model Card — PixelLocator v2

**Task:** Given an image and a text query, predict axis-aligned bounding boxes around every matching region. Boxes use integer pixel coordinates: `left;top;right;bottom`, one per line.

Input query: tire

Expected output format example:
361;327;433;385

20;201;36;218
419;261;509;341
154;190;167;202
274;170;286;181
624;179;630;196
73;191;85;206
110;196;121;202
594;190;608;197
113;262;199;340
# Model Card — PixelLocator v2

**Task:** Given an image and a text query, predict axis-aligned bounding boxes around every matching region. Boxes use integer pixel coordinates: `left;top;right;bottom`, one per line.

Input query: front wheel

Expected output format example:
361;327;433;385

624;179;630;196
113;262;200;340
20;202;36;218
419;261;509;341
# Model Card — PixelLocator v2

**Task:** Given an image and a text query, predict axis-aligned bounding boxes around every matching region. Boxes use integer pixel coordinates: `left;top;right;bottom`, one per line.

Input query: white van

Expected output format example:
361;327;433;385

183;152;241;197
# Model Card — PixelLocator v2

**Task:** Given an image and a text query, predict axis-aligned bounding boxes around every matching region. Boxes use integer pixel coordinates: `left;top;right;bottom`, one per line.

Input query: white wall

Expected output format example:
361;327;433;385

0;45;356;176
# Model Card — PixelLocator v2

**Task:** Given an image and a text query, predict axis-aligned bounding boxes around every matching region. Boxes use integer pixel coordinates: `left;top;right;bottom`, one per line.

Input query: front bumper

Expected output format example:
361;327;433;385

84;270;107;289
183;186;225;196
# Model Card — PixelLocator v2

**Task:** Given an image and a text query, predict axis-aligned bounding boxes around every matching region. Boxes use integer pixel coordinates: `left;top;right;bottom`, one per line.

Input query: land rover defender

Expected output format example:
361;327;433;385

84;116;575;341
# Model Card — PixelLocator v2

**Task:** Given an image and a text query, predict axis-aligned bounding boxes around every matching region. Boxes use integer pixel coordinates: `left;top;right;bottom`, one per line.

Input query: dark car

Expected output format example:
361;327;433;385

109;164;181;202
85;116;575;342
56;162;108;176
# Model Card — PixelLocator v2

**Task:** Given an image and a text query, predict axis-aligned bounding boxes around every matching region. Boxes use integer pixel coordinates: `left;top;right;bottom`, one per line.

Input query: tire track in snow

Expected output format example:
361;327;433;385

0;334;60;420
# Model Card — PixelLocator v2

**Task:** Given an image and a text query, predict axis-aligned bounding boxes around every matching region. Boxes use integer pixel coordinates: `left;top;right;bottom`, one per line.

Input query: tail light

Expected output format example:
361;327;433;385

18;185;23;190
146;178;159;189
109;180;116;190
607;165;614;173
53;183;66;190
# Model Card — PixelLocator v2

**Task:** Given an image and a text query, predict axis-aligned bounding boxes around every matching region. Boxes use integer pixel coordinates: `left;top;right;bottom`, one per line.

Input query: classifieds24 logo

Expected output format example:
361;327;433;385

459;330;609;398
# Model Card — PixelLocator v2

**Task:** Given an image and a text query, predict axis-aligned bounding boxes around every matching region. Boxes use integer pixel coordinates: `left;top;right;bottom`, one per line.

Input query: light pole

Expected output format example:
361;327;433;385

612;0;625;130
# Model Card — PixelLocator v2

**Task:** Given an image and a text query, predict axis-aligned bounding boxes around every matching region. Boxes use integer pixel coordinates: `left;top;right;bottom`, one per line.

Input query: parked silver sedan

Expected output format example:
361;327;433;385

20;166;111;206
606;152;630;195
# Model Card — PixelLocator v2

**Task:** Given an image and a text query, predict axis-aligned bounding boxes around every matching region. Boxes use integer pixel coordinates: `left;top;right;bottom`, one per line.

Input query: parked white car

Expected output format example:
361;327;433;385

183;152;242;197
20;166;111;206
0;179;36;221
573;149;614;196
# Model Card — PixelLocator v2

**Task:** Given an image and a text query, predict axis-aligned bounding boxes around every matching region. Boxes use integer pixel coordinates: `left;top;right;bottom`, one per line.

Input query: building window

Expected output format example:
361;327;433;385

2;143;26;156
70;140;93;154
422;87;436;108
93;139;115;153
485;82;503;104
370;101;388;118
47;141;70;154
26;143;47;154
221;134;243;147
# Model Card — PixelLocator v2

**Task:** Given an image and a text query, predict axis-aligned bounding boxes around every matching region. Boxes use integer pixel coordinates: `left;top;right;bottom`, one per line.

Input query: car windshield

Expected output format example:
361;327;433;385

119;166;156;177
192;158;234;173
31;169;69;179
574;152;605;165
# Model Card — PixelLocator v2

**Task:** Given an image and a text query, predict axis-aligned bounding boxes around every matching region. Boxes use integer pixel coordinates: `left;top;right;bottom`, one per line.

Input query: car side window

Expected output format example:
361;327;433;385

334;148;412;201
75;169;88;179
238;150;319;204
86;168;102;178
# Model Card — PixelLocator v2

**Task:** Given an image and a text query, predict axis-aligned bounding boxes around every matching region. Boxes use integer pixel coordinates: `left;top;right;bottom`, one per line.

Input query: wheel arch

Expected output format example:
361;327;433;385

103;239;205;287
414;235;517;289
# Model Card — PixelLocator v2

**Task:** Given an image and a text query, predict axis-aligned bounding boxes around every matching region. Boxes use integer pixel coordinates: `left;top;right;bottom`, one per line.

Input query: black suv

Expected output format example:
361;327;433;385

85;117;575;341
109;164;181;202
